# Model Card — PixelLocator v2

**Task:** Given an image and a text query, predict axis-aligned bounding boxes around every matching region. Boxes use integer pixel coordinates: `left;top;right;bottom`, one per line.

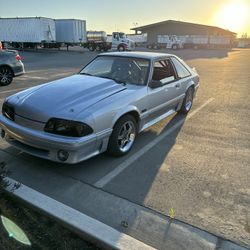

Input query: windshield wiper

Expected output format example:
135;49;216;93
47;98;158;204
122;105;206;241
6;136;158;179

79;72;93;76
99;76;126;85
79;74;126;85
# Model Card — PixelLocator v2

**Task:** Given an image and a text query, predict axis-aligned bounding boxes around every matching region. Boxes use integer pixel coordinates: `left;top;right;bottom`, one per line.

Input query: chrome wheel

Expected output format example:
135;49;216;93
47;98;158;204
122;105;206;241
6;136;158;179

178;87;194;114
117;121;136;152
185;88;193;111
0;67;13;86
107;115;137;156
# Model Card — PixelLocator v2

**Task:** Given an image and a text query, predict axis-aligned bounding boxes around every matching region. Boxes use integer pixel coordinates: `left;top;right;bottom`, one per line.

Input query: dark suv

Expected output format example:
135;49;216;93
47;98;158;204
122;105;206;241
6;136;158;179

0;49;25;86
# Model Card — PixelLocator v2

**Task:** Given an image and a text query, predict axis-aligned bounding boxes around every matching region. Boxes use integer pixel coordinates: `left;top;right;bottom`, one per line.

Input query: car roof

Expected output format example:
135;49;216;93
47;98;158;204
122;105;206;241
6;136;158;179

99;51;174;60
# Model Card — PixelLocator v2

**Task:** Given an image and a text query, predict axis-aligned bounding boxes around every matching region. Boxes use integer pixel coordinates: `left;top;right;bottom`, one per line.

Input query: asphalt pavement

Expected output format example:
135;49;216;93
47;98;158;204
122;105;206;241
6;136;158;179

0;48;249;249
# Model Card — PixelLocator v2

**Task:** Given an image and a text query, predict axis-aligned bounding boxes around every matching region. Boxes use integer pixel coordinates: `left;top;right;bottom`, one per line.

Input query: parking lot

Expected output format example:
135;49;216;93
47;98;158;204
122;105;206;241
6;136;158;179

0;48;250;248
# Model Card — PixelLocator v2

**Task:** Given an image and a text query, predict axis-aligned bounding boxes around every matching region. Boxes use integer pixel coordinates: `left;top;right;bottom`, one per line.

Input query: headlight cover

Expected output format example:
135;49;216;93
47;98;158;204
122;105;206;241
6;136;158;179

2;102;15;121
44;118;93;137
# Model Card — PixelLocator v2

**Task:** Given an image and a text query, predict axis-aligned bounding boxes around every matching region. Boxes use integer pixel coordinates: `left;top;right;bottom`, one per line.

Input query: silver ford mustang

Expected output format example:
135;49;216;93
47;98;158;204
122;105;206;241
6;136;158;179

0;52;199;164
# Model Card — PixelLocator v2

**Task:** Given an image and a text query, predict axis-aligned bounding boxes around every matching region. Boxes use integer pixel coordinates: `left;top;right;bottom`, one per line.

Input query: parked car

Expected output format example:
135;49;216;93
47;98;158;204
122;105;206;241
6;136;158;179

0;52;199;164
0;49;25;86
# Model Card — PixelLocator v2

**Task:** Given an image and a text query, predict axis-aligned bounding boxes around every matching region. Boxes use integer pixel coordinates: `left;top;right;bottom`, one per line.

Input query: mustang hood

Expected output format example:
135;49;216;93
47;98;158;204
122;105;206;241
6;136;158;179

9;75;126;122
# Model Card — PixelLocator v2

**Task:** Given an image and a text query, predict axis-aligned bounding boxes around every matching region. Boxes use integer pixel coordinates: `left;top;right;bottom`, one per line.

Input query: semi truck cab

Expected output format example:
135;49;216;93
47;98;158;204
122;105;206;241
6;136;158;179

165;35;183;49
111;32;135;51
84;31;135;52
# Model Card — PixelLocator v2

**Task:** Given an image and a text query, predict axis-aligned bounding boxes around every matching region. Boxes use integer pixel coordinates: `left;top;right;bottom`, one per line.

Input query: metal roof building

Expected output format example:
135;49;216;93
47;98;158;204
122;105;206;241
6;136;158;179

131;20;236;44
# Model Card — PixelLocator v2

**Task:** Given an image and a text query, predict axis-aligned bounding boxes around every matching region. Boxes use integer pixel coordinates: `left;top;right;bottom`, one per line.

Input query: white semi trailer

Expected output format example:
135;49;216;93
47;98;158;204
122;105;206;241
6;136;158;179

0;17;87;49
55;19;86;45
0;17;56;48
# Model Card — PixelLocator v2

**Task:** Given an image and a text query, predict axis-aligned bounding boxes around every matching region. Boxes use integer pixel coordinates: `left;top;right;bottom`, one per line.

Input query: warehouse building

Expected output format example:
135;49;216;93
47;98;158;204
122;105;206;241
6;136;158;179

131;20;236;47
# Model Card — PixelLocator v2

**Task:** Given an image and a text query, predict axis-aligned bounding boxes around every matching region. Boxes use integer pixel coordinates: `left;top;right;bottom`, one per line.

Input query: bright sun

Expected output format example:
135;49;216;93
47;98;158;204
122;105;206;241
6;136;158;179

214;0;249;33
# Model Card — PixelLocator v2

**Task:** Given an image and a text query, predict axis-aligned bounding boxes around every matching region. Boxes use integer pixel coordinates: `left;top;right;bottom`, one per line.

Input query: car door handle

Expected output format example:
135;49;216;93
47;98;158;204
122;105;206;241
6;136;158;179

175;83;180;88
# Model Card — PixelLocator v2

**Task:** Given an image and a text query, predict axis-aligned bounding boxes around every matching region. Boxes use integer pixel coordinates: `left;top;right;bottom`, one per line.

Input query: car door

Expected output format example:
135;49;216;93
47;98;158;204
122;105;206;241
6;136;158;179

146;58;183;122
111;32;119;50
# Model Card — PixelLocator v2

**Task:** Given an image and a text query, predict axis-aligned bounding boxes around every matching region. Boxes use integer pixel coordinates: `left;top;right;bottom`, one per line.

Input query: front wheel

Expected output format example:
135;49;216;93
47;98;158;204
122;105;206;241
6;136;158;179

88;44;95;51
178;87;194;114
118;45;125;51
96;45;102;51
172;44;178;50
0;66;13;86
107;115;137;156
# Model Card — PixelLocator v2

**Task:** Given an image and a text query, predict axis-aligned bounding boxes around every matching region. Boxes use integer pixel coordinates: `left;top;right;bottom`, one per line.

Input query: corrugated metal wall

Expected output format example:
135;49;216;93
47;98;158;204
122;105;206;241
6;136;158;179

139;22;234;44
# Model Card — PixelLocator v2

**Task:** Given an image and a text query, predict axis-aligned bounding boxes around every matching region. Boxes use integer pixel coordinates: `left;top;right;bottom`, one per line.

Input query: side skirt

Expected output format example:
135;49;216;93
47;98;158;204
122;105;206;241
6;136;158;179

139;109;176;132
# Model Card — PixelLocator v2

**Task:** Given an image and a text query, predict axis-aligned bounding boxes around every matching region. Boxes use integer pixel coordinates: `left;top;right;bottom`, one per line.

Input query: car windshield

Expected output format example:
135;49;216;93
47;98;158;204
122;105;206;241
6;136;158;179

80;56;150;85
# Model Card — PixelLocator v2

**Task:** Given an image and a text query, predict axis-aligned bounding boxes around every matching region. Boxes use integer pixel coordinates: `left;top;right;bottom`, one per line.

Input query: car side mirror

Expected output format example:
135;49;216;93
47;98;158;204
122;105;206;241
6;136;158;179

148;80;162;89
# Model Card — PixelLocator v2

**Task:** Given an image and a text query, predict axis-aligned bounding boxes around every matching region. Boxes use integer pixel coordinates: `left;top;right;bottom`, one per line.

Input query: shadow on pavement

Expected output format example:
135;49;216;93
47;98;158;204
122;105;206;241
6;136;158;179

135;47;239;60
103;113;186;205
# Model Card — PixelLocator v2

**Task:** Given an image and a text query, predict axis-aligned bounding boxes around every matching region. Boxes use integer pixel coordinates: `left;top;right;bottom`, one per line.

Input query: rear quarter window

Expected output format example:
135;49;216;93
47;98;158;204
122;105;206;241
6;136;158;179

171;57;191;78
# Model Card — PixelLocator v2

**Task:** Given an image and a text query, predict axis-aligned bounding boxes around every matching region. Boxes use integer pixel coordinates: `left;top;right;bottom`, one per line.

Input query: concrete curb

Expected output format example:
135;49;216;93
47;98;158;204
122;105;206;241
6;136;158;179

4;177;155;250
4;177;248;250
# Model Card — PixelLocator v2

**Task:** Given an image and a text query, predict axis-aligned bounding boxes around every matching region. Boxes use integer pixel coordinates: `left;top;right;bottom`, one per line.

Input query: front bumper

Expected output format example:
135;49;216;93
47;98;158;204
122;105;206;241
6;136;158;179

0;115;112;164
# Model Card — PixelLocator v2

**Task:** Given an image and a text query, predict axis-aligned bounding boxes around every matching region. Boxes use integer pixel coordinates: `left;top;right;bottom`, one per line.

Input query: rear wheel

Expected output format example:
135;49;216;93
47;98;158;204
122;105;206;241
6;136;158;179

178;87;194;114
107;115;137;156
0;66;13;86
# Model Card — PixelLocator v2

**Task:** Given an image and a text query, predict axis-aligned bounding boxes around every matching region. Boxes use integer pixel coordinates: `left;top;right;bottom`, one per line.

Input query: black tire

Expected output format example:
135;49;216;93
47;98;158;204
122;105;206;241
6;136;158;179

89;44;95;51
96;45;101;51
0;66;13;86
107;115;137;156
178;87;194;114
172;44;178;50
118;45;125;51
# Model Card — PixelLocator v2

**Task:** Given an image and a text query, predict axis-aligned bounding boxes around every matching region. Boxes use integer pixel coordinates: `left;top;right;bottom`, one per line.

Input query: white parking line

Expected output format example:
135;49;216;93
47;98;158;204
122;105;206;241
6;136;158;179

95;98;215;188
0;87;26;94
20;76;48;80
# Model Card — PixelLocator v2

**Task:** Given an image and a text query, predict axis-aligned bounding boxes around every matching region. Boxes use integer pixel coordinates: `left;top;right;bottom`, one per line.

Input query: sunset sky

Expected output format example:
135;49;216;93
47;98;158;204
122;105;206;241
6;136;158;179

1;0;249;36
